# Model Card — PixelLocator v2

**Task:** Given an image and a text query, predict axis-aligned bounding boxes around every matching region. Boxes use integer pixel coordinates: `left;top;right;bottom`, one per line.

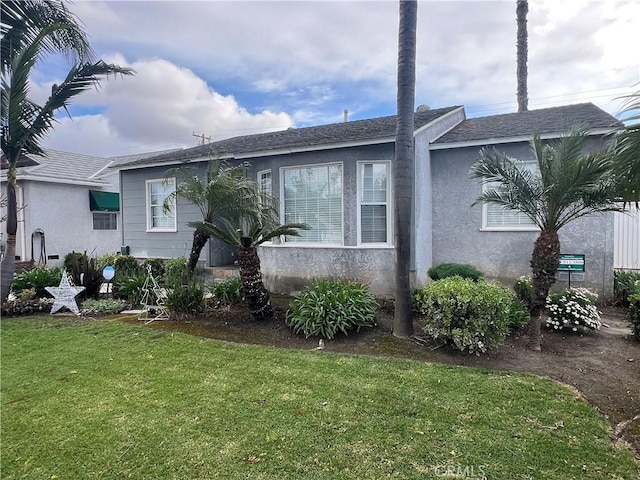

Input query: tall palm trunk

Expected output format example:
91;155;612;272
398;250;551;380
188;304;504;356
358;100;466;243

1;181;18;303
393;0;417;338
516;0;529;112
528;228;560;351
236;245;273;321
187;228;209;274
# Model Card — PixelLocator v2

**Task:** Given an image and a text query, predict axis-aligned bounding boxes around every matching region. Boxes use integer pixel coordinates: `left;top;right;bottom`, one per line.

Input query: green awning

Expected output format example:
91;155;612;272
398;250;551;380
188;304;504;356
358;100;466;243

89;190;120;212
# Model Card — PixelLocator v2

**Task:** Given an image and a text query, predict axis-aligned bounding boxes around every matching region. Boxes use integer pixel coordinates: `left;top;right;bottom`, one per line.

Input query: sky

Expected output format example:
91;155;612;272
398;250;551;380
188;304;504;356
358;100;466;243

30;0;639;158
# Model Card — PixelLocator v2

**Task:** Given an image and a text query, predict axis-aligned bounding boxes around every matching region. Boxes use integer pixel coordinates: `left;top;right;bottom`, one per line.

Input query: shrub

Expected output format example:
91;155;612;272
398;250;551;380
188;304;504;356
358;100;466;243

627;293;640;341
115;273;147;306
141;258;165;283
81;298;127;315
428;263;484;282
64;251;103;299
546;288;601;332
613;271;640;307
209;277;243;307
11;266;62;298
1;288;54;316
514;275;533;310
163;258;189;287
412;277;513;355
114;255;142;278
286;279;377;339
508;299;530;329
96;253;119;270
165;279;205;315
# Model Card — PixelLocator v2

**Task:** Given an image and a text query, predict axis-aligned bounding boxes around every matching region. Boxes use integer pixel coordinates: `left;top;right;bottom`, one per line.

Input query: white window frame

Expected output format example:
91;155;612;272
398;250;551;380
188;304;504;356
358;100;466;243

257;169;273;243
258;169;272;197
146;178;177;232
92;212;118;231
357;161;393;245
481;160;539;231
280;162;343;245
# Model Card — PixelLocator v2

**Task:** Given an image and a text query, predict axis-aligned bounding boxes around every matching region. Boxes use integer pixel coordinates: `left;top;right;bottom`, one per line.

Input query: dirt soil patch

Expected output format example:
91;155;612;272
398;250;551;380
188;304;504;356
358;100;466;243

134;300;640;457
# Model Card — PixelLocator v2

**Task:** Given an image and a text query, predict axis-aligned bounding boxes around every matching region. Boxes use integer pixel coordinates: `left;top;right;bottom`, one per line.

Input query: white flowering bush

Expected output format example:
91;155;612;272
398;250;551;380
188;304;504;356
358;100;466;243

546;287;601;331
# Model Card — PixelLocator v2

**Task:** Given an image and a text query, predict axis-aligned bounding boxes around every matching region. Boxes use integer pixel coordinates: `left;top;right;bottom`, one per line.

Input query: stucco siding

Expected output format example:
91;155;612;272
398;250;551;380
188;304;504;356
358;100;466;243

431;141;615;297
15;181;120;267
259;245;396;297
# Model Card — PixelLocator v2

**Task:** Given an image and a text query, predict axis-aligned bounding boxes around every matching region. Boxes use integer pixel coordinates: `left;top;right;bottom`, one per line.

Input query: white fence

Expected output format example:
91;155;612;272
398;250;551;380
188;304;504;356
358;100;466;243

614;208;640;271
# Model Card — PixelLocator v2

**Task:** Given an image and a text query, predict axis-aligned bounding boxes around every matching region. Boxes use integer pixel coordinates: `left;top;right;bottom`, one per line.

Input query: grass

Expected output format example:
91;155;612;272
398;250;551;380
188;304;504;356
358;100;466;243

1;317;639;480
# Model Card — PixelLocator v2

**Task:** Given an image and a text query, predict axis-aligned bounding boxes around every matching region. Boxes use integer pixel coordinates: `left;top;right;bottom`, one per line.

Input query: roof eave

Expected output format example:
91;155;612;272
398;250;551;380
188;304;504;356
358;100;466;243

430;126;619;150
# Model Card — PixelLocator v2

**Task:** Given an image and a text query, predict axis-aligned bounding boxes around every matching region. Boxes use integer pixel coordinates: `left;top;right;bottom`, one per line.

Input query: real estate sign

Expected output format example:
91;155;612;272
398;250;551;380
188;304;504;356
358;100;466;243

558;254;585;272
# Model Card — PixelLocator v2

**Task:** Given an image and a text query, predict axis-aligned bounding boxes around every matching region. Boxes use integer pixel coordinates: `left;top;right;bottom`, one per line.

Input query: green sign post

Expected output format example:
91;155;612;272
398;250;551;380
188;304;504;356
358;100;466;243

558;254;585;288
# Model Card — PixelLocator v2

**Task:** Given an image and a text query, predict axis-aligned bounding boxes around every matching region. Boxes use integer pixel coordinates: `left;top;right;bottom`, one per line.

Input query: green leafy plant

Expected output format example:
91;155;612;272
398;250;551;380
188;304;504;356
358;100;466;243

629;293;640;341
209;277;243;307
162;258;189;288
514;275;533;310
115;273;147;306
412;277;514;355
427;263;484;282
141;258;166;283
80;298;126;315
64;251;103;299
1;288;53;316
546;288;601;331
10;266;61;298
165;279;205;315
613;271;640;307
286;279;377;339
114;255;142;278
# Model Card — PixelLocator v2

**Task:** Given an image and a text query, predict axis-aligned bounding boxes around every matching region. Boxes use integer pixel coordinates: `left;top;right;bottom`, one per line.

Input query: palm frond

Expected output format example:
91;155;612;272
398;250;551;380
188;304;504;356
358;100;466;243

470;124;620;232
1;0;94;74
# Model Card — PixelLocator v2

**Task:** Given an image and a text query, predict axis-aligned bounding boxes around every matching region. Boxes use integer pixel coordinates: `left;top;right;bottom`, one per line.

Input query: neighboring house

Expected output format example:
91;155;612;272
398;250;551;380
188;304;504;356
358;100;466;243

115;103;622;297
0;149;123;267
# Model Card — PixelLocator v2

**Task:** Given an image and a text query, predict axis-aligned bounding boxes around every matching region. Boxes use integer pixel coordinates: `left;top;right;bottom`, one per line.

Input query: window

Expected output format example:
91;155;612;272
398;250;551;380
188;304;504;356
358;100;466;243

358;162;391;244
93;212;117;230
146;178;176;231
282;164;343;244
258;169;272;196
483;161;537;230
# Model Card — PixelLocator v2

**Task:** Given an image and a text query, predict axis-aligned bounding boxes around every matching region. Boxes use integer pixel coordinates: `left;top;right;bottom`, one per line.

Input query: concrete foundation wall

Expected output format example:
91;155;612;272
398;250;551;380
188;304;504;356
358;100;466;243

259;245;396;297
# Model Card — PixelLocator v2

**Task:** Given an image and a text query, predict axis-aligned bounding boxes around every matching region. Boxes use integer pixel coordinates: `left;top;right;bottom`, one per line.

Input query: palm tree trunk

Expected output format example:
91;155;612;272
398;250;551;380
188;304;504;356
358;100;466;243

528;228;560;350
187;228;209;274
1;182;18;304
0;236;16;304
236;245;273;321
393;0;417;338
516;0;529;112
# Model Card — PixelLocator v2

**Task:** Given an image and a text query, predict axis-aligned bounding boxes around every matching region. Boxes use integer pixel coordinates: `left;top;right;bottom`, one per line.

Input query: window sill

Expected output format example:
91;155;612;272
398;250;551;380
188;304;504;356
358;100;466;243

146;228;178;233
480;227;539;232
261;243;395;249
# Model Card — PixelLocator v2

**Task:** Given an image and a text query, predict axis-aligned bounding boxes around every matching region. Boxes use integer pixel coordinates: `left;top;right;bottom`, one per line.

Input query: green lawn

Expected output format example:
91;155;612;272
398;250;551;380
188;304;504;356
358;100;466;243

1;317;638;480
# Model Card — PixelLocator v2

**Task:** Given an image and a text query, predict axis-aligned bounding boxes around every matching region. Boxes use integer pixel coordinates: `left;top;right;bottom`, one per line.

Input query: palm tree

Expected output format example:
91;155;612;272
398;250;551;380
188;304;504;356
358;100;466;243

163;158;263;274
470;126;620;350
194;217;308;322
393;0;417;338
1;1;133;303
611;89;640;204
516;0;529;112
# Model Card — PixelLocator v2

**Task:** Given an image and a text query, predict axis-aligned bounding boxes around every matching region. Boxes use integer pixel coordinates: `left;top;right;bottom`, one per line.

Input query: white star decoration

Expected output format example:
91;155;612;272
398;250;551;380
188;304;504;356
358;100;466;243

45;270;85;316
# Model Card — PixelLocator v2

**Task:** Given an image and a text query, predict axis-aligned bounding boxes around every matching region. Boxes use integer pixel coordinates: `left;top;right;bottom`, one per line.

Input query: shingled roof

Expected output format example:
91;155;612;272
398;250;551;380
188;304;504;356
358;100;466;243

119;105;462;169
434;103;621;145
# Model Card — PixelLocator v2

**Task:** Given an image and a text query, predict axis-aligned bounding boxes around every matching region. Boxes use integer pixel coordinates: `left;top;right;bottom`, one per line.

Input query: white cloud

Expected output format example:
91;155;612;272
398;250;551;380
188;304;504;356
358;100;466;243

32;0;638;155
41;57;293;156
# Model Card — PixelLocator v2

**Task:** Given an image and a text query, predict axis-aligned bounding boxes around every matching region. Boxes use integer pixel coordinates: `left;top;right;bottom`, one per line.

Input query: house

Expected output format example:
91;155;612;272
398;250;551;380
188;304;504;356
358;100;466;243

0;149;122;267
0;148;179;268
115;103;622;297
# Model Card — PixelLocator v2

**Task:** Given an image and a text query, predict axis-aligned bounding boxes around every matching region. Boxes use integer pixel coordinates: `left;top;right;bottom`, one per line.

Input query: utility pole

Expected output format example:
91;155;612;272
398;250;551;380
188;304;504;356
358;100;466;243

192;132;211;145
